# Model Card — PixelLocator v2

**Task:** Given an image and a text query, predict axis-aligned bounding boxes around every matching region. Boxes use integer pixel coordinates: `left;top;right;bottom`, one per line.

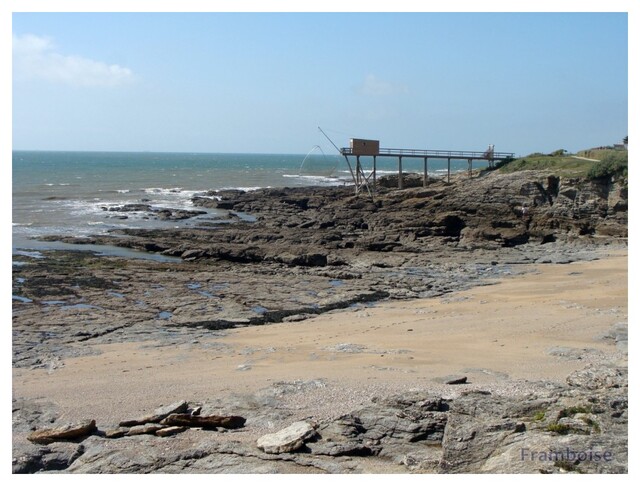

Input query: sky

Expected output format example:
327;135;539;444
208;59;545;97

10;9;630;156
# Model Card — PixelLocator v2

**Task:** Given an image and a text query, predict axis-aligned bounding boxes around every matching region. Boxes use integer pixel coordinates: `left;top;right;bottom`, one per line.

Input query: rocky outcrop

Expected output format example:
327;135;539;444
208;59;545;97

13;363;627;473
101;204;207;221
12;171;627;371
308;393;449;464
41;171;627;266
12;170;628;473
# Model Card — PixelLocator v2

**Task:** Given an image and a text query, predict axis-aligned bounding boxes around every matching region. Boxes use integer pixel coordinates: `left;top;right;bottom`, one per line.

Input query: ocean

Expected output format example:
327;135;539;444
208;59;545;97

12;150;478;257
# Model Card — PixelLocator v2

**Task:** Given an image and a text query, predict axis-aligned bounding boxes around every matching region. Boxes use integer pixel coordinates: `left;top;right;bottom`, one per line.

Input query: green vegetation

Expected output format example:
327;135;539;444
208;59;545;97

532;410;546;421
586;151;628;182
547;423;571;435
544;405;600;436
496;152;592;177
494;147;628;181
558;405;592;419
550;149;568;157
577;148;625;160
580;417;601;433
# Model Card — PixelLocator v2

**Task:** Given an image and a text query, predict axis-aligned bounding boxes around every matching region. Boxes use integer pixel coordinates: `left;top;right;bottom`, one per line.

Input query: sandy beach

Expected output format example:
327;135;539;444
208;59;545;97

13;250;627;437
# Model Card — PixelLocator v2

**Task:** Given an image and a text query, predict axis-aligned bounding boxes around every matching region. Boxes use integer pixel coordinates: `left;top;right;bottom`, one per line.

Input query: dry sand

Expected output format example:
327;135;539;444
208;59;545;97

13;251;627;434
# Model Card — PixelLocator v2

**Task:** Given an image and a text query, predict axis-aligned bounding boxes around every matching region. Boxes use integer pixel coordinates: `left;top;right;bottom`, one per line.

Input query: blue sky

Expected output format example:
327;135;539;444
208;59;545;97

12;12;628;155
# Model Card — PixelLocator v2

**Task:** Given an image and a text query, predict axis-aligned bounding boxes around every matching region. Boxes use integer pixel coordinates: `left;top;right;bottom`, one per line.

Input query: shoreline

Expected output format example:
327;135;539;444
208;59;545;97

11;171;629;473
13;250;628;436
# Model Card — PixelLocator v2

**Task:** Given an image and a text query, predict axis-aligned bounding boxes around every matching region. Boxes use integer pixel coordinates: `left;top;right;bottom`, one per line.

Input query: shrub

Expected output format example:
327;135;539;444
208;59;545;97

494;156;514;169
547;423;571;435
558;405;592;419
532;410;546;421
587;151;628;180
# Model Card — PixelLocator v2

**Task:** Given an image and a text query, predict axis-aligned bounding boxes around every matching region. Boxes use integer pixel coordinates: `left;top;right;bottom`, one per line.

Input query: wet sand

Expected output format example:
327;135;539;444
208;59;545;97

12;251;627;431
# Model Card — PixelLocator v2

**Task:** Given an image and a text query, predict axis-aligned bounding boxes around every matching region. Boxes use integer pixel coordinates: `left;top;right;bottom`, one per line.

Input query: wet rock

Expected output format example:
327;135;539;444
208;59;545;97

12;170;628;473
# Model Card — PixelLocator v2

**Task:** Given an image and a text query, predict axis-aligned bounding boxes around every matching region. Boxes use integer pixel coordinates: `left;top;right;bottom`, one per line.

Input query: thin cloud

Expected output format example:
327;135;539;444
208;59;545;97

13;33;134;87
358;74;408;96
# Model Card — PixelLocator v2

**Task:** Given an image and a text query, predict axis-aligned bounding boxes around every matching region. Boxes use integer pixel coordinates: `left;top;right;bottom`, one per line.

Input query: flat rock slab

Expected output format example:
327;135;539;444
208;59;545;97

119;400;188;427
445;376;468;385
27;419;97;445
104;428;129;439
160;413;246;430
125;424;167;436
155;426;188;437
257;421;317;454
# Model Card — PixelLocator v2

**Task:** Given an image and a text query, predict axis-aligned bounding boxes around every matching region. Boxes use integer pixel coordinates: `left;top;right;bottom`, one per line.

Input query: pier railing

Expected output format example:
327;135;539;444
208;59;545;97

341;147;515;160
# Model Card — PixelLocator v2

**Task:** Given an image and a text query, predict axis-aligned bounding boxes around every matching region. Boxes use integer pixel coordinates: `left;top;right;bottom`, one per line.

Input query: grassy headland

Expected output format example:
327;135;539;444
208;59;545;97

496;148;628;183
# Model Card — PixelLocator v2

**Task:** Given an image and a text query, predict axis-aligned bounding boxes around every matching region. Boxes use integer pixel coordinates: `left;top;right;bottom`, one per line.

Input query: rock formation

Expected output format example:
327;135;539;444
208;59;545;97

12;169;628;473
12;362;627;473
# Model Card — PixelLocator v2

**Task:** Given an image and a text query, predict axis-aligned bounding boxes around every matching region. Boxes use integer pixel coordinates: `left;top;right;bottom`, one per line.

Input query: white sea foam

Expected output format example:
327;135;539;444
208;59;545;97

370;169;398;175
15;250;44;259
282;174;349;186
143;187;184;194
219;186;266;192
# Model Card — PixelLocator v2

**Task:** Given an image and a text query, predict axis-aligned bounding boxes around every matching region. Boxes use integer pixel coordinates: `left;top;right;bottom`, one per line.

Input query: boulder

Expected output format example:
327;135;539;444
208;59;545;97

257;421;317;454
27;419;97;445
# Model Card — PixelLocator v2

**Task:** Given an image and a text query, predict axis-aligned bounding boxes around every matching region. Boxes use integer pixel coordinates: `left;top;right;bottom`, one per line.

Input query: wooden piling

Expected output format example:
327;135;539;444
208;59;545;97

338;143;514;197
423;157;428;187
373;155;377;192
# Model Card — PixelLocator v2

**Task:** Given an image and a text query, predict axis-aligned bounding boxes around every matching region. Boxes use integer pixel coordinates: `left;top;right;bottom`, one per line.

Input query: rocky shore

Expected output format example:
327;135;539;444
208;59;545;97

12;169;628;473
12;362;629;474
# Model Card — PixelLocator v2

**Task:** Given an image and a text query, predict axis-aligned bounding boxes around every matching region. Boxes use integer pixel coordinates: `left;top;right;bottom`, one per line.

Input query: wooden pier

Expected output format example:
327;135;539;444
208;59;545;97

339;139;515;195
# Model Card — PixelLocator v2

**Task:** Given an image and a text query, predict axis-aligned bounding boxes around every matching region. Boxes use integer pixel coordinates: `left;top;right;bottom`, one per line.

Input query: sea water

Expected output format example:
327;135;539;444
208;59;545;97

12;150;478;255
